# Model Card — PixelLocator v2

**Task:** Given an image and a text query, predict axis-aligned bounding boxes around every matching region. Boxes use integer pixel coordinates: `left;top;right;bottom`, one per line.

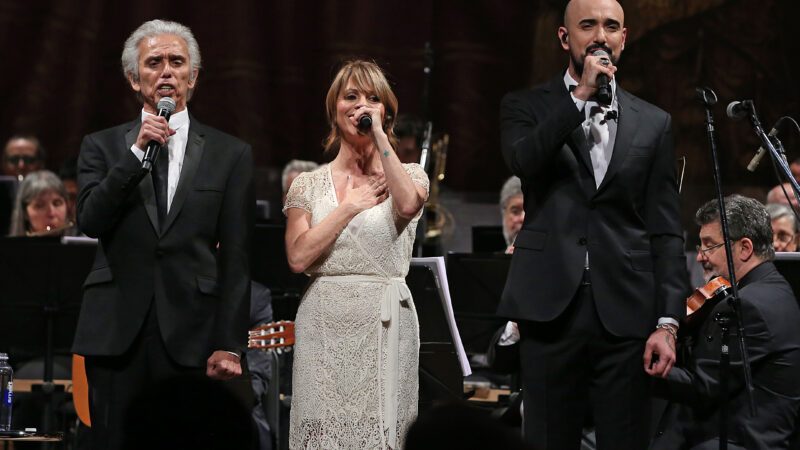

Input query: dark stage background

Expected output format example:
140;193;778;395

0;0;798;237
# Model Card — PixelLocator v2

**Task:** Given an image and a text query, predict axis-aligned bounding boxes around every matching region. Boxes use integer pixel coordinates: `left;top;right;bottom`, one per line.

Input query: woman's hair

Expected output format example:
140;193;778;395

9;170;68;236
323;60;398;154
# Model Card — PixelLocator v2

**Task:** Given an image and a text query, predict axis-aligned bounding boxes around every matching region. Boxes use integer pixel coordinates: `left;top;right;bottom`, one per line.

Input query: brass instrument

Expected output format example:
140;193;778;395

421;129;453;241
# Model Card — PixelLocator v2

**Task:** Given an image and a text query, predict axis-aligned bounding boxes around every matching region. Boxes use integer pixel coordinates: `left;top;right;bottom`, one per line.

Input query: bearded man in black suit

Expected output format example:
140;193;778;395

651;195;800;450
498;0;690;448
72;19;253;448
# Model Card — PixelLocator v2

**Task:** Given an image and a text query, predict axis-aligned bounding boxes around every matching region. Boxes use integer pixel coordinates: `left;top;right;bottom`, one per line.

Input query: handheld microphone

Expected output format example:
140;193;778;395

142;97;177;172
726;100;753;120
746;123;780;172
357;114;372;131
592;49;612;105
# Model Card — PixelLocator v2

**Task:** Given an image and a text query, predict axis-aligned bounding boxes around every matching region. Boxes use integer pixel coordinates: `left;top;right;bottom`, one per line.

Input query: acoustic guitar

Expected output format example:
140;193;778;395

248;320;295;354
70;320;295;427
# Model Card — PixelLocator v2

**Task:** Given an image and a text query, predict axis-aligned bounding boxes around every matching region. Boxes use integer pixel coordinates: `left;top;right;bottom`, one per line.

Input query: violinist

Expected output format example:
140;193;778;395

651;195;800;450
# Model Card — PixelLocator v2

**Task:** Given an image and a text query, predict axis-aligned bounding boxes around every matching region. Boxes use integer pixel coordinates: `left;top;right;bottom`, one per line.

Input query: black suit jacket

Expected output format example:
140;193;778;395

498;74;689;338
652;262;800;450
71;115;253;367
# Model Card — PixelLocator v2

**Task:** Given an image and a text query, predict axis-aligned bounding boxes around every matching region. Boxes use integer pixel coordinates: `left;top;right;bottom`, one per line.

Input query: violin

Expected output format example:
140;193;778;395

681;276;732;340
686;276;731;318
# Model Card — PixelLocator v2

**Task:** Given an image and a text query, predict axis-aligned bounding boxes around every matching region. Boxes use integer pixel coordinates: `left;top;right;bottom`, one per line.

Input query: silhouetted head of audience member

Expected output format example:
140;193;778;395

123;375;255;450
405;401;532;450
281;159;319;204
766;203;799;252
394;114;424;164
59;156;79;223
500;176;524;253
3;135;45;179
766;183;799;210
9;170;71;236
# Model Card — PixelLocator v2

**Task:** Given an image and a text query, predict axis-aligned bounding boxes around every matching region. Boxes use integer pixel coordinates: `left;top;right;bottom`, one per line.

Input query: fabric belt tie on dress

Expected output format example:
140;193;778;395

317;274;411;449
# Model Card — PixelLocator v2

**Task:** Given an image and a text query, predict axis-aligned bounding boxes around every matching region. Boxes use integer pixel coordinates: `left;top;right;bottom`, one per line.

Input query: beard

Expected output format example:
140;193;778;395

572;43;617;78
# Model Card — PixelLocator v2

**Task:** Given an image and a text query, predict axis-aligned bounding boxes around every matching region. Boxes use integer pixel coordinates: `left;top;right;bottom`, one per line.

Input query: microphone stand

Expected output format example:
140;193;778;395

745;103;800;215
695;87;757;450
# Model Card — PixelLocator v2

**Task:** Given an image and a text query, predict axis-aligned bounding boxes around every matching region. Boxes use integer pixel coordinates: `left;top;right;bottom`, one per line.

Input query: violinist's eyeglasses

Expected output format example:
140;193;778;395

774;231;796;244
696;242;724;256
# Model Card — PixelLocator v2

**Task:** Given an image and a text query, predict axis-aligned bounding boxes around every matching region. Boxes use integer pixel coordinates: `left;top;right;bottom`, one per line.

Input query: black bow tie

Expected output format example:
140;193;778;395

589;105;618;124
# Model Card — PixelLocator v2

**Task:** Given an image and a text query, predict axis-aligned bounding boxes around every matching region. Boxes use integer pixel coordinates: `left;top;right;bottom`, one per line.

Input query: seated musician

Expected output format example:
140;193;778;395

651;195;800;450
488;175;524;371
500;175;524;255
8;169;77;236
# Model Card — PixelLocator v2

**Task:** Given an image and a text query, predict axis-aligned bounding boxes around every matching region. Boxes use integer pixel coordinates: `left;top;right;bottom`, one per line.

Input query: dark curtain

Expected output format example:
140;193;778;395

1;0;797;228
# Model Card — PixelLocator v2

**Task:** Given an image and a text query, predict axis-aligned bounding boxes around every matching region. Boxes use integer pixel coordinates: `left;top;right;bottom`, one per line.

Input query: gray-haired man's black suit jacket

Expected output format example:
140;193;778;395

499;74;689;337
72;115;253;367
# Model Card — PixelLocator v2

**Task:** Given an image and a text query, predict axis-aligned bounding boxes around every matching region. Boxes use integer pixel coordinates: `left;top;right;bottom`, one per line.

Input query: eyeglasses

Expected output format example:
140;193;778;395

775;231;796;244
4;155;39;165
696;242;725;256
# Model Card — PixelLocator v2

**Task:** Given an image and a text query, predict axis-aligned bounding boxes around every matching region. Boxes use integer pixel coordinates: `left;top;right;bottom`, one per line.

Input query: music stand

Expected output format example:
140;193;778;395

774;252;800;307
471;226;505;253
0;236;95;435
406;263;464;411
250;224;308;321
445;253;511;355
0;176;18;237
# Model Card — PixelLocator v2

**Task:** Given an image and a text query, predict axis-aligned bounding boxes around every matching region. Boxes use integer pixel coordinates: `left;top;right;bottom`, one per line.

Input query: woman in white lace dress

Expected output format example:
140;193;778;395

283;60;429;449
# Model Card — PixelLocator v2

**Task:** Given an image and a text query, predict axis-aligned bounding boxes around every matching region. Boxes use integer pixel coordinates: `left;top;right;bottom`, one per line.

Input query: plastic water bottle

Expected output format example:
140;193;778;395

0;353;12;431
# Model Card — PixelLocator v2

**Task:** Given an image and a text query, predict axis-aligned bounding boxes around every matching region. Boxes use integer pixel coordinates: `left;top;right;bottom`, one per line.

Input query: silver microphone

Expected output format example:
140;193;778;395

747;125;779;172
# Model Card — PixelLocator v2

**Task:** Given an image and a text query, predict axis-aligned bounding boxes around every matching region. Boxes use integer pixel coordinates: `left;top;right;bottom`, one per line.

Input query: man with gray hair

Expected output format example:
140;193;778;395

766;202;799;252
281;159;318;204
499;175;524;253
72;20;253;448
652;195;800;449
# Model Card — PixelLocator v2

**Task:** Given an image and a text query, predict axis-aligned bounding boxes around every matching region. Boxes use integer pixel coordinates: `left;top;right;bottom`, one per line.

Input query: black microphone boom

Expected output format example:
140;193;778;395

142;97;177;172
592;49;612;105
357;114;372;131
726;100;753;120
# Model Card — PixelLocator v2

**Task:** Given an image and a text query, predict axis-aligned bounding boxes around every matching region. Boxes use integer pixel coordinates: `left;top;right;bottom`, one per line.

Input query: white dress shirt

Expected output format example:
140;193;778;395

563;71;618;188
562;71;678;329
130;108;190;212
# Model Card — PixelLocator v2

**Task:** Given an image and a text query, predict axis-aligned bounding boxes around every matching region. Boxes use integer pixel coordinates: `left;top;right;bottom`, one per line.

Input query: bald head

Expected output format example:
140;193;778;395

564;0;624;27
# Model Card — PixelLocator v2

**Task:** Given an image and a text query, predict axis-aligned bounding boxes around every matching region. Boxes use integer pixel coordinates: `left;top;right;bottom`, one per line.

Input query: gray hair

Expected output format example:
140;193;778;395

282;160;319;193
121;20;201;95
766;203;799;234
500;176;522;211
695;195;774;261
9;170;67;236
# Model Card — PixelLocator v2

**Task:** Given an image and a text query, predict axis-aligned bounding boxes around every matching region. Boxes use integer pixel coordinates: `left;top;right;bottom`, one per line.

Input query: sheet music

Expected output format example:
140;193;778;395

412;256;472;376
61;236;98;245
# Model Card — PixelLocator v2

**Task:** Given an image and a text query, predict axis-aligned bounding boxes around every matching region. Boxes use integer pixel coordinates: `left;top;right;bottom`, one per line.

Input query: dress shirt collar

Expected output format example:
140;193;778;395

563;70;617;107
140;107;190;130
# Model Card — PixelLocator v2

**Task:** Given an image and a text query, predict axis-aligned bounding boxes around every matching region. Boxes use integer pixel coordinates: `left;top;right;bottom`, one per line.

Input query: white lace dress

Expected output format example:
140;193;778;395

283;163;429;450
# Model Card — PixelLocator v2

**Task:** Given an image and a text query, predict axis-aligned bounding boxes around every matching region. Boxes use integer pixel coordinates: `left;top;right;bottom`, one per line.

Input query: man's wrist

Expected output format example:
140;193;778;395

658;317;679;329
655;323;678;341
224;350;240;359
